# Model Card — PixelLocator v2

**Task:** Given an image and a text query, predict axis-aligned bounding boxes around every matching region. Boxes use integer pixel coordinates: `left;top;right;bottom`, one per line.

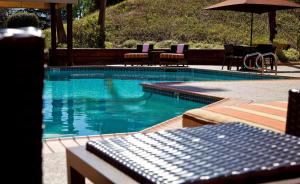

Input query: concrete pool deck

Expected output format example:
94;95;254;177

43;64;300;184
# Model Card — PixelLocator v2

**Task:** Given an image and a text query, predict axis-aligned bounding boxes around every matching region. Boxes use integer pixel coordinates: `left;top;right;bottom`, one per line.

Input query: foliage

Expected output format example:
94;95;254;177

43;28;51;48
105;41;114;48
276;49;288;62
22;9;50;29
2;9;50;29
155;40;178;48
122;39;140;48
188;41;223;49
297;34;300;51
73;14;100;47
44;0;300;48
6;13;39;28
73;0;94;18
0;15;6;28
281;48;300;61
0;9;8;28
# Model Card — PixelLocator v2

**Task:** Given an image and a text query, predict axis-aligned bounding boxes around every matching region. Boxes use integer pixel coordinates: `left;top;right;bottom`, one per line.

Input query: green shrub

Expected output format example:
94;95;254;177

43;29;51;48
73;14;100;48
105;42;114;48
57;43;67;48
155;40;178;48
274;42;290;50
6;13;39;28
277;48;300;62
145;41;156;46
282;48;300;61
276;49;288;62
122;39;140;48
188;41;223;49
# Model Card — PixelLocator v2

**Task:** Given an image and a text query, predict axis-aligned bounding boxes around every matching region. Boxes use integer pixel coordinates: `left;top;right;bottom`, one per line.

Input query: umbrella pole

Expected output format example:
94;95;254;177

250;13;253;46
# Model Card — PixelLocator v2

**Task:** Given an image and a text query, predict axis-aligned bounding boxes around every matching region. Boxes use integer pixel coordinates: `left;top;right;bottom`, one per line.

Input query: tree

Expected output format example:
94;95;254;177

6;13;39;28
0;9;8;28
73;0;94;18
98;0;107;48
21;9;50;29
56;9;67;44
24;8;66;44
295;0;300;50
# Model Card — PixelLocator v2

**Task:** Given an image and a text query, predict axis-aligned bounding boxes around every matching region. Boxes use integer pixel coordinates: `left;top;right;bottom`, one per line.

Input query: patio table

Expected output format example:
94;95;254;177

150;50;168;65
67;123;300;184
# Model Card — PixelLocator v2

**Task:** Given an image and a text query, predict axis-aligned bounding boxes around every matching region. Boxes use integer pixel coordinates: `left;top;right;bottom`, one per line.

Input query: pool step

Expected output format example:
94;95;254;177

183;101;287;132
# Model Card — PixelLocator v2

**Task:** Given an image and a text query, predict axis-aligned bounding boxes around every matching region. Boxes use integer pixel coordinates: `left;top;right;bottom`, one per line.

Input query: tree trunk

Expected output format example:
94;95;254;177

98;0;106;48
56;9;67;44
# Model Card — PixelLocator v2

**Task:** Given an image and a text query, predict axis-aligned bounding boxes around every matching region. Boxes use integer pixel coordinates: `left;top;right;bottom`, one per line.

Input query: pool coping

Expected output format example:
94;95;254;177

142;82;224;103
46;65;298;80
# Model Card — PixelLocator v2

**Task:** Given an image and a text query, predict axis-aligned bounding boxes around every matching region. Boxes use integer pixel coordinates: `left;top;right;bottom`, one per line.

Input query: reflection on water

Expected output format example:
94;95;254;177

43;76;205;138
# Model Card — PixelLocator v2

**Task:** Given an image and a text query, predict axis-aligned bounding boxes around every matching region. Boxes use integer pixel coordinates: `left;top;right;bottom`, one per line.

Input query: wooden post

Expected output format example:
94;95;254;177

67;4;73;66
50;3;57;65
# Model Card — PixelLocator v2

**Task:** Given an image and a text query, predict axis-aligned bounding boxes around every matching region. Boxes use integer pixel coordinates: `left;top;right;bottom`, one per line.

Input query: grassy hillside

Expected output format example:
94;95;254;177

45;0;300;48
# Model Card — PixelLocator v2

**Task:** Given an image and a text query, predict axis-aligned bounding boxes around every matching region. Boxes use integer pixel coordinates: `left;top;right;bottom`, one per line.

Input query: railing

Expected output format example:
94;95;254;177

261;52;277;75
243;52;277;75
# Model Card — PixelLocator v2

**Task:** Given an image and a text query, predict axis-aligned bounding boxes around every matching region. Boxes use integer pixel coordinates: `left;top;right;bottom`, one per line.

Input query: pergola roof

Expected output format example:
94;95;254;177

0;0;77;9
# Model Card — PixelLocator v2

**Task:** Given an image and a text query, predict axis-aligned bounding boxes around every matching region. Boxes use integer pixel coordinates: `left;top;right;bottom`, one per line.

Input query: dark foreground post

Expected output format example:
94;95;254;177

286;89;300;137
0;27;44;184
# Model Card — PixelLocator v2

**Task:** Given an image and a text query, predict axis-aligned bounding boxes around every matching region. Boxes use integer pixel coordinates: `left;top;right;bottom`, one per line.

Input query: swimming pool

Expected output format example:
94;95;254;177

43;67;284;138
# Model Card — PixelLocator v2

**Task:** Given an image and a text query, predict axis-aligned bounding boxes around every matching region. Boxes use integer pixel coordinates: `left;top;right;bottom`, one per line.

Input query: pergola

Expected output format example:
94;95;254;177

0;0;78;65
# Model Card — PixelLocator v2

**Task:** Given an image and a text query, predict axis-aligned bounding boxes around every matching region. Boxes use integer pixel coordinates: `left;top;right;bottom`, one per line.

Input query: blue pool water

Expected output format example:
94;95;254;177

43;67;283;138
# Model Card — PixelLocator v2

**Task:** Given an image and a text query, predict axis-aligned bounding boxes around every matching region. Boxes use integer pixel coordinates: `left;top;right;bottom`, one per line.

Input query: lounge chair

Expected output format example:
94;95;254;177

159;44;189;66
124;44;153;66
67;122;300;184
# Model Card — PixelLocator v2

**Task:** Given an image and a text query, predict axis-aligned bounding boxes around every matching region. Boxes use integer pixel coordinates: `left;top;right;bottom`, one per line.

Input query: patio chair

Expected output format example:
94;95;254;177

159;44;189;66
256;44;277;70
124;44;154;66
222;44;244;70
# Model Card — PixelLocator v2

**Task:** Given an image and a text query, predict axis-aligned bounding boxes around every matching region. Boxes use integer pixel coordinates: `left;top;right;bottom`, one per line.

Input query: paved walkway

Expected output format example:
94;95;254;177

43;64;300;184
192;64;300;78
149;79;300;103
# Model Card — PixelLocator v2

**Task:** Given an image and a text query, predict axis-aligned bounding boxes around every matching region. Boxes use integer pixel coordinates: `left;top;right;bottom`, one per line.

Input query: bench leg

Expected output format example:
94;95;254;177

68;166;85;184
